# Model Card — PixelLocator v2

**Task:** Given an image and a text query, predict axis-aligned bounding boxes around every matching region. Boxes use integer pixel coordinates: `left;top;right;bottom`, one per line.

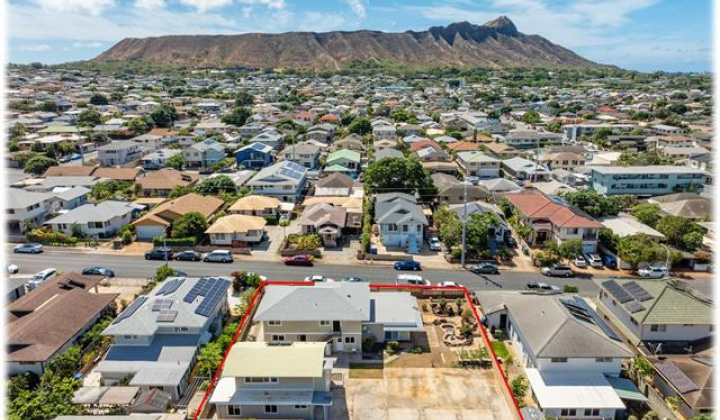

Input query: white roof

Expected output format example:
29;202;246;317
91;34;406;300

525;369;626;410
599;215;666;240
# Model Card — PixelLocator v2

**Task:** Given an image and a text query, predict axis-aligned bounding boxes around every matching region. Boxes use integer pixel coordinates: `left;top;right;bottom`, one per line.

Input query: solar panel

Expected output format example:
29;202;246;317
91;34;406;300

156;310;178;323
156;278;185;296
624;300;646;314
152;299;173;312
183;277;214;303
564;296;621;341
622;281;654;302
113;296;147;324
602;280;633;303
195;279;230;317
656;360;699;394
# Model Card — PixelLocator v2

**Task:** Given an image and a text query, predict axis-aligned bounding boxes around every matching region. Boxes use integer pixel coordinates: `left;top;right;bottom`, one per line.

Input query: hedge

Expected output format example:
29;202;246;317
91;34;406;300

27;230;78;246
152;237;197;247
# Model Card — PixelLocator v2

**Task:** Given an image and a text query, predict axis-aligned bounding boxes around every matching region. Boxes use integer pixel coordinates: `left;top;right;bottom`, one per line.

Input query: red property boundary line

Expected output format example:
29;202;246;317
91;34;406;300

192;281;524;420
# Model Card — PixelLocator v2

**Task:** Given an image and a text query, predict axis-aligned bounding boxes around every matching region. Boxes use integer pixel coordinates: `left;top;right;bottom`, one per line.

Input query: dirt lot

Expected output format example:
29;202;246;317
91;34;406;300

332;368;515;420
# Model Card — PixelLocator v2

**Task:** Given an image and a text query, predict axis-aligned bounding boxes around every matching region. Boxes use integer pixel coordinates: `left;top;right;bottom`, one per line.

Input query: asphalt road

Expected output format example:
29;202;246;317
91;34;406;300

8;249;602;296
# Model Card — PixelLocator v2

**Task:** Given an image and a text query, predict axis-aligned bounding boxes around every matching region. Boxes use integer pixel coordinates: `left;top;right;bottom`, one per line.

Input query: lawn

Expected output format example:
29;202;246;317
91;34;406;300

490;341;511;362
349;363;384;379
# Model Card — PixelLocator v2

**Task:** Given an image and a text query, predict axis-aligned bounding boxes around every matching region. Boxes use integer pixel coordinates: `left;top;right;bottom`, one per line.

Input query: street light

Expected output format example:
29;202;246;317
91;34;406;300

162;225;170;267
461;180;470;268
662;244;670;279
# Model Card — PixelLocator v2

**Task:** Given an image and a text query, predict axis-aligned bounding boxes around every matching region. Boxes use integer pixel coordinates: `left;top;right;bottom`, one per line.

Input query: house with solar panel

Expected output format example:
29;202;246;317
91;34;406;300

234;142;274;170
246;160;308;203
95;277;231;401
476;291;639;420
593;278;713;347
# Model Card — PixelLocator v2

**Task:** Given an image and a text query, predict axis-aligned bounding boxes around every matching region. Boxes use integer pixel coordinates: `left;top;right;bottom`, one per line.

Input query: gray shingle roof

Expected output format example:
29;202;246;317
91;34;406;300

376;193;428;225
254;283;371;322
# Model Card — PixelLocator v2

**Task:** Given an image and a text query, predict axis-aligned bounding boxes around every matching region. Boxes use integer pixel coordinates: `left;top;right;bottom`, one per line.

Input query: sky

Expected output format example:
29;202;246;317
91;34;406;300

6;0;713;72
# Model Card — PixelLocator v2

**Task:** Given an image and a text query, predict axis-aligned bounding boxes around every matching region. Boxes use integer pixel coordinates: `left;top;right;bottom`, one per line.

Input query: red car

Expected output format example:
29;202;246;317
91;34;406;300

284;255;314;266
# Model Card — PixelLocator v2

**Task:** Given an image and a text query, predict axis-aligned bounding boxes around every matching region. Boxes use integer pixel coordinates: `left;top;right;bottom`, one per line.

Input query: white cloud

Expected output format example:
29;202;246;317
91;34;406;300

177;0;233;13
17;43;52;51
134;0;166;10
238;0;285;10
299;12;346;32
29;0;115;15
72;41;104;48
345;0;366;19
242;6;253;18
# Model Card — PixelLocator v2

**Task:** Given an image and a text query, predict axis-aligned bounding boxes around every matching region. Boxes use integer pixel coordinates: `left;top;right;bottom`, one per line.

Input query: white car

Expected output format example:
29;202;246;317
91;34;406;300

304;275;334;283
396;274;431;286
638;265;668;278
28;268;57;289
573;255;587;268
428;237;442;251
437;281;464;288
7;264;19;274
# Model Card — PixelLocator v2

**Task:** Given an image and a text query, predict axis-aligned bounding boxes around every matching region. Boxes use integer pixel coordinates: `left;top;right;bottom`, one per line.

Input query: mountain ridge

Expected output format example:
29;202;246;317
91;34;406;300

95;16;605;69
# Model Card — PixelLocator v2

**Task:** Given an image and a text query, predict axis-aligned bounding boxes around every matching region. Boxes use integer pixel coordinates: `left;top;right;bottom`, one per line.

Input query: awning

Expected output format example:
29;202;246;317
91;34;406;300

606;376;649;403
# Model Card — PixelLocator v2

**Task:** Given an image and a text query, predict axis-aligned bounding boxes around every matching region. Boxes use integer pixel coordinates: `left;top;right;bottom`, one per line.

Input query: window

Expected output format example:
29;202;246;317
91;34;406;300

245;377;278;383
651;324;667;332
402;225;408;232
560;409;577;416
297;335;307;342
344;336;356;344
264;405;278;414
268;321;282;326
551;358;568;363
319;320;330;326
387;224;398;232
294;405;308;409
228;405;242;416
592;409;600;416
271;334;285;342
595;357;613;363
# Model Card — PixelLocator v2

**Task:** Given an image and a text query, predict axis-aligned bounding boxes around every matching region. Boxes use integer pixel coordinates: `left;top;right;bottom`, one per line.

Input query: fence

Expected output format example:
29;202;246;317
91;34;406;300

104;277;152;287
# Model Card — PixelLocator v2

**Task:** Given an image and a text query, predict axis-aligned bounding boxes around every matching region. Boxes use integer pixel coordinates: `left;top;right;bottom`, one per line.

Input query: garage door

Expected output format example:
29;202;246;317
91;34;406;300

136;225;165;240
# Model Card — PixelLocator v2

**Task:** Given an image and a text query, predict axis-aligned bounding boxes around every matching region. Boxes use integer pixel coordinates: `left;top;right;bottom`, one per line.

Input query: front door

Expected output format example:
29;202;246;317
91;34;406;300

334;337;343;352
499;314;508;330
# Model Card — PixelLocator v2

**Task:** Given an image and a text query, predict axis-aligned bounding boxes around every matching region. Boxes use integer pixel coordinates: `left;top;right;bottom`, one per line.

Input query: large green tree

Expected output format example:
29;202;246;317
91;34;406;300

195;175;237;195
363;157;437;202
631;203;661;228
562;189;621;218
77;109;102;127
521;110;541;124
171;211;209;239
89;93;108;105
150;104;179;128
655;216;704;250
222;106;251;126
348;117;371;135
23;156;58;176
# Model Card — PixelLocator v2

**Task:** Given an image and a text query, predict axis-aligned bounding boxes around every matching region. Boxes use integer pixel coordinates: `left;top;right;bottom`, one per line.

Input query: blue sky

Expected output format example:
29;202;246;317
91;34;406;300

7;0;713;72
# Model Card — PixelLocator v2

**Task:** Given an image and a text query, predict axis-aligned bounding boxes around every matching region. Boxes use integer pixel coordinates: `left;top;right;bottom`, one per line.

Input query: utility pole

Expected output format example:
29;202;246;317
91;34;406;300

461;180;468;268
77;126;85;166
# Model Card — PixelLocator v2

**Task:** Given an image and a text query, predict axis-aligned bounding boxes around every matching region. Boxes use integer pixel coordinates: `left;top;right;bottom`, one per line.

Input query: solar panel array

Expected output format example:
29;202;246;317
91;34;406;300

656;360;699;394
156;310;179;323
622;281;653;302
196;279;230;317
156;278;185;296
183;278;215;303
113;296;147;324
602;280;633;303
152;299;173;312
624;300;646;314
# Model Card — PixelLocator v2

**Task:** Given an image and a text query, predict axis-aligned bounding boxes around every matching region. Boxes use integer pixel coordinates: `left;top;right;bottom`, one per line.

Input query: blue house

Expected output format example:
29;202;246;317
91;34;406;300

234;142;274;170
375;193;428;254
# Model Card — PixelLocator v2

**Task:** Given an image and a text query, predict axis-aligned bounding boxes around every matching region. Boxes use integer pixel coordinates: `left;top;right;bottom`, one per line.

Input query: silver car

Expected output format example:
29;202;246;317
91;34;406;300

203;250;233;263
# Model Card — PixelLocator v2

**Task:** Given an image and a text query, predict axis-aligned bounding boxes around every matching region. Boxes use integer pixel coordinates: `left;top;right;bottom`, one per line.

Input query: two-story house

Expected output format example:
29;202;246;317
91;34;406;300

456;151;501;179
247;161;308;203
376;192;428;253
432;173;489;205
325;149;361;174
505;191;603;253
279;141;321;169
234;142;274;170
141;148;183;170
591;166;710;197
210;342;333;420
7;189;59;234
539;151;587;171
97;141;144;167
502;157;552;181
478;292;635;420
96;277;230;401
183;139;226;169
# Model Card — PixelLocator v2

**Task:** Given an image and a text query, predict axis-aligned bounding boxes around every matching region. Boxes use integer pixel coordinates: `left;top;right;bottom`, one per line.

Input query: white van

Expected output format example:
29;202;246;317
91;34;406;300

396;274;430;286
28;268;57;289
203;250;234;263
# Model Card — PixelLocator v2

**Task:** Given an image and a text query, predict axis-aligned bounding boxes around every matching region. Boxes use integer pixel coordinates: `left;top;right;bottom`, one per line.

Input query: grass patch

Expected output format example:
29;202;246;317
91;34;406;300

349;363;384;379
491;341;511;361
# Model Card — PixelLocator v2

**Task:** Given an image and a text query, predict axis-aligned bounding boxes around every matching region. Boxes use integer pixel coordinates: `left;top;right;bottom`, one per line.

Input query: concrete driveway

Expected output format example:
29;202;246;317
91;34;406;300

332;368;515;420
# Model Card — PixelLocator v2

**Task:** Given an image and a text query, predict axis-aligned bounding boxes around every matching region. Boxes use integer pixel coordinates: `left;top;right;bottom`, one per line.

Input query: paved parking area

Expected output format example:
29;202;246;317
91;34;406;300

332;368;515;420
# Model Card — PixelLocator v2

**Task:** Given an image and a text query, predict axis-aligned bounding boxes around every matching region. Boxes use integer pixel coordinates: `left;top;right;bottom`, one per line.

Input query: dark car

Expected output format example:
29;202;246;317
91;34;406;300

470;262;500;274
284;255;314;266
505;236;518;248
174;250;201;261
394;259;422;271
144;247;173;261
602;254;618;269
81;267;115;277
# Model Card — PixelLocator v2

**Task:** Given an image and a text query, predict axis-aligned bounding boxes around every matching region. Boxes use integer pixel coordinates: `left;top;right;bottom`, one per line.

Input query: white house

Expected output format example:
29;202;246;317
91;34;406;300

44;200;136;238
205;215;267;245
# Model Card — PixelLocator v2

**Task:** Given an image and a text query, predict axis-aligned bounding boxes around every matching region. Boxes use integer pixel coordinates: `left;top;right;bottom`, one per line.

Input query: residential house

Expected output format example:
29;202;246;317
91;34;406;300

205;215;267;245
590;166;710;196
228;195;282;218
593;278;713;346
246;161;308;203
7;189;58;234
279;141;321;169
652;124;685;135
313;173;355;197
92;167;143;183
477;292;635;420
602;135;649;152
8;273;117;376
249;131;283;150
45;201;137;238
52;186;91;210
477;178;523;196
373;139;399;150
234;142;274;170
421;160;460;175
503;157;552;181
449;201;509;243
325;149;361;174
137;169;198;198
539;152;587;171
414;146;451;162
97;141;143;167
432;173;489;205
372;124;397;142
298;203;347;247
132;193;224;240
505;191;603;253
96;277;230;401
598;215;666;241
375;192;428;253
141;149;183;170
132;133;164;152
456;151;501;179
688;153;713;172
183;139;226;169
210;342;333;420
375;148;404;160
334;134;365;152
24;176;107;193
648;193;711;220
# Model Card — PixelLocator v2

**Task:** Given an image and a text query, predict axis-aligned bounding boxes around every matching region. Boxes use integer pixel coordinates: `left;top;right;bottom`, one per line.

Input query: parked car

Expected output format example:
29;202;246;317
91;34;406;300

341;277;368;283
174;250;201;261
505;236;518;249
396;274;430;286
13;243;44;254
526;282;561;293
584;252;603;268
601;254;618;269
28;268;57;289
540;264;574;278
70;153;82;161
466;176;479;185
203;250;234;263
470;262;500;274
284;254;313;266
394;259;422;271
144;247;173;261
638;265;668;278
173;270;188;277
437;281;464;288
573;255;587;268
304;275;334;283
428;237;442;251
58;155;72;163
7;264;19;274
81;267;115;277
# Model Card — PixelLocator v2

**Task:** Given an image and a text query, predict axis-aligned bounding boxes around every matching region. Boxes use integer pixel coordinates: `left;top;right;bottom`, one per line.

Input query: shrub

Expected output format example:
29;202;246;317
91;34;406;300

154;265;175;282
121;230;133;245
409;345;424;354
386;341;401;355
152;237;197;247
264;215;278;226
27;229;78;246
362;336;377;353
563;284;579;293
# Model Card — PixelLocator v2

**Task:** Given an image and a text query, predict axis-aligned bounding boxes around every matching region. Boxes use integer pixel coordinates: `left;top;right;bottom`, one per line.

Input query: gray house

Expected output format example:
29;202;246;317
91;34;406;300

376;192;428;253
246;160;308;203
98;141;144;167
183;139;226;169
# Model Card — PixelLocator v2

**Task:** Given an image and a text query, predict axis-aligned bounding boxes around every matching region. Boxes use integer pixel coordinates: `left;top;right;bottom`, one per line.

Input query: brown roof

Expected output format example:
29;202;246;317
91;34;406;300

205;215;267;234
7;273;117;363
228;195;281;212
138;168;198;191
447;141;480;152
133;193;224;226
298;203;347;228
148;128;181;137
484;142;521;154
43;166;98;177
92;167;143;182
